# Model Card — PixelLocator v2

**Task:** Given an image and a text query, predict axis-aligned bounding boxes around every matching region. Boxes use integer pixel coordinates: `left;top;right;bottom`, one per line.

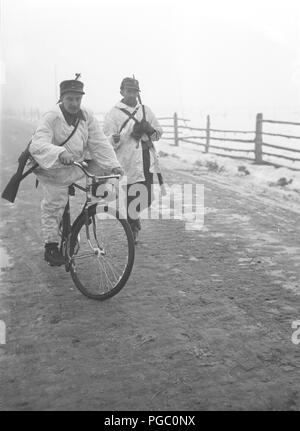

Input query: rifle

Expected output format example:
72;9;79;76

1;143;37;203
136;88;166;195
1;117;80;203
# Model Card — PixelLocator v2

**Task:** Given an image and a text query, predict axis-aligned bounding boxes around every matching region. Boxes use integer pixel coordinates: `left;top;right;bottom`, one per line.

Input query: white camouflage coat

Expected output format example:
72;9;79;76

29;106;120;243
29;105;121;186
103;102;163;185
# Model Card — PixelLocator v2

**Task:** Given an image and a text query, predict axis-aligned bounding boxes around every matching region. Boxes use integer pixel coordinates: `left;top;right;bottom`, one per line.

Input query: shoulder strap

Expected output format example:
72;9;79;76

60;117;80;147
21;117;81;180
141;104;146;121
117;106;140;134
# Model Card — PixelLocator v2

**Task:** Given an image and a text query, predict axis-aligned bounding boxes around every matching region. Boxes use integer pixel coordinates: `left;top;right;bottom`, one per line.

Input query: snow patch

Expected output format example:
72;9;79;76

158;139;300;212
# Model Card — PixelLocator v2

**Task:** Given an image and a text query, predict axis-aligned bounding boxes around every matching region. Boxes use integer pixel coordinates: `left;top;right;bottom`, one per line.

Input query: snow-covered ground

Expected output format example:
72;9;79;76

157;139;300;213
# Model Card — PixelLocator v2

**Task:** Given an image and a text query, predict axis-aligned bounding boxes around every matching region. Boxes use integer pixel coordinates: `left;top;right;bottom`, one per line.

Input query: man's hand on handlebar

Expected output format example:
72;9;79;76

59;150;75;165
111;166;124;177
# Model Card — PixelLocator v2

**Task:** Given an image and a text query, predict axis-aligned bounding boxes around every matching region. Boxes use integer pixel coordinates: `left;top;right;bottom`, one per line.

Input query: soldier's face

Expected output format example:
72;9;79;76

62;93;83;114
121;87;139;106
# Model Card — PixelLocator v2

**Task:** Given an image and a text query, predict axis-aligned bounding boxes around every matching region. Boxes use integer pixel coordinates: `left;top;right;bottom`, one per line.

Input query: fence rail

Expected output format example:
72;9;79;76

262;132;300;140
158;112;300;169
263;119;300;126
209;145;253;153
263;142;300;154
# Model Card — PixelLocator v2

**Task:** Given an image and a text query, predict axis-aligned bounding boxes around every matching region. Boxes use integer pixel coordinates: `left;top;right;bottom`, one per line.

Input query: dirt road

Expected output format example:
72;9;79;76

0;119;300;410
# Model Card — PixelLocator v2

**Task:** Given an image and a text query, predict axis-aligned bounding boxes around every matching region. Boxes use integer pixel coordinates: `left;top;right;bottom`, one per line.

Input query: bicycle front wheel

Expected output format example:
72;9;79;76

69;205;135;300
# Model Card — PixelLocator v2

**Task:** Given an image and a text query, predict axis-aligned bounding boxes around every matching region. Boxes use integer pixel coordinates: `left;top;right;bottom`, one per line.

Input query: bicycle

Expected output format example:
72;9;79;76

58;161;135;301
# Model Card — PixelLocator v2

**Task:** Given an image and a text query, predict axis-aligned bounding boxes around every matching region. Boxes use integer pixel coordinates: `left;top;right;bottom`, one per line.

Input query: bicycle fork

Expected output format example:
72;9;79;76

84;207;106;257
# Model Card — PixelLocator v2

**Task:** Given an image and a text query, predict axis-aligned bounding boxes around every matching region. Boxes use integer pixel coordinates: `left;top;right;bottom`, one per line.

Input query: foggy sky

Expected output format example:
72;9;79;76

1;0;300;119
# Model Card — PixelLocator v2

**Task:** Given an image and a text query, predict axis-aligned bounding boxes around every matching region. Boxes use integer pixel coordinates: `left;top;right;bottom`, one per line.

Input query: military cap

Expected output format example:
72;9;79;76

120;77;140;91
60;79;85;98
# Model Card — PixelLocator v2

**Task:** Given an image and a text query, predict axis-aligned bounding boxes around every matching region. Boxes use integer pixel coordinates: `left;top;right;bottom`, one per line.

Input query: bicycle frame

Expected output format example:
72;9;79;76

59;162;120;271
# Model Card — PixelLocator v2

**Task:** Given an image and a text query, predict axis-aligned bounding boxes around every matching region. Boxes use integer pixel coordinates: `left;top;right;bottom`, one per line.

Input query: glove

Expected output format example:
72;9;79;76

112;134;120;144
131;121;144;141
140;119;156;136
111;166;124;177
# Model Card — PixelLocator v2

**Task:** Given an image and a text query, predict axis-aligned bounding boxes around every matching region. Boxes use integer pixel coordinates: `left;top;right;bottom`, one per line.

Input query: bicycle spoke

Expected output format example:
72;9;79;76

69;208;134;300
95;256;108;292
74;252;97;260
97;255;114;288
102;256;122;284
101;262;115;292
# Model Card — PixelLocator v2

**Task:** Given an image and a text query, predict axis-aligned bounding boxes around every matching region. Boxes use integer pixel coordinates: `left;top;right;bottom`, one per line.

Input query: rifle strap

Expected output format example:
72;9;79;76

60;117;81;145
117;106;140;133
21;116;81;180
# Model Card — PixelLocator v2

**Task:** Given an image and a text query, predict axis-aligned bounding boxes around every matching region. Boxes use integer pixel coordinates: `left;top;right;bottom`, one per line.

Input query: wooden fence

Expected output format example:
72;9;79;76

158;113;300;170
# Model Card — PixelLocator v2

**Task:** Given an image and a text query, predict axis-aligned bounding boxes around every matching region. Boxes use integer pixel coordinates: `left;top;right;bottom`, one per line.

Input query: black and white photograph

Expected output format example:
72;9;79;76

0;0;300;414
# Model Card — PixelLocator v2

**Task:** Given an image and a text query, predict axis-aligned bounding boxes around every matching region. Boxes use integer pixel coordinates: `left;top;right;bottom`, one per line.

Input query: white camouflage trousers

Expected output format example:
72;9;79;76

40;182;70;243
37;160;105;244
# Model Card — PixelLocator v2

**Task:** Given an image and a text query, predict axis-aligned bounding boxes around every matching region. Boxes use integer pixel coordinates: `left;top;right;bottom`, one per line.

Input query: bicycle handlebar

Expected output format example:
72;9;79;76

73;161;121;181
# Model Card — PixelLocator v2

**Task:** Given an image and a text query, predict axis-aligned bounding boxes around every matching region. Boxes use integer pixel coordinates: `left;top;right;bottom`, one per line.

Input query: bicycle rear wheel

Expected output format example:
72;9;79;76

69;204;135;300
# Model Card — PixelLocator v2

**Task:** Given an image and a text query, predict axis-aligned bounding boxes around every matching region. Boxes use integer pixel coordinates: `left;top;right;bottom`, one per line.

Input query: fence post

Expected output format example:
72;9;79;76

205;115;210;153
173;112;179;146
255;113;263;164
